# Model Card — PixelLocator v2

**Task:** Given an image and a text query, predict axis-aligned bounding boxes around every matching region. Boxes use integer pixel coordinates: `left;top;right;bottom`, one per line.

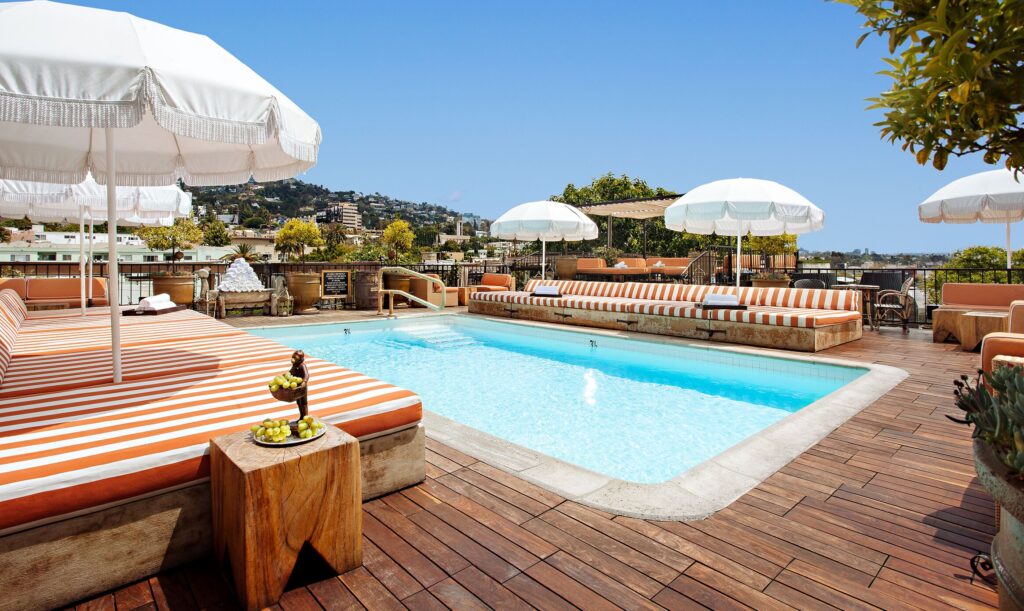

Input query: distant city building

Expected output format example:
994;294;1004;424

316;202;363;229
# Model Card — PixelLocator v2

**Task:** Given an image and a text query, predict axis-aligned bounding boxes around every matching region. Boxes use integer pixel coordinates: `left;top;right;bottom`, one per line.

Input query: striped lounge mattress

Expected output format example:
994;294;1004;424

0;294;422;533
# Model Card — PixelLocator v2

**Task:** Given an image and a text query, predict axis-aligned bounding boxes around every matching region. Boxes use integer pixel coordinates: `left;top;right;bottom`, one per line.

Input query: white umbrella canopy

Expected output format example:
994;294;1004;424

918;169;1024;269
490;200;598;279
0;0;320;382
0;175;192;315
0;1;321;187
0;175;191;223
664;178;824;287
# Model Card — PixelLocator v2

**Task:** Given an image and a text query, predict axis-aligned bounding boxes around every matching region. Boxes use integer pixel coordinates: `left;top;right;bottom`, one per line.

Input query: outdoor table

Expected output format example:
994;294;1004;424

210;424;362;611
835;284;880;330
958;311;1008;352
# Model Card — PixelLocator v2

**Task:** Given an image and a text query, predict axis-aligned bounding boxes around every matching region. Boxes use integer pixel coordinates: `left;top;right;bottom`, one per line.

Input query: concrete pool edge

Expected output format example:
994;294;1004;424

423;314;908;521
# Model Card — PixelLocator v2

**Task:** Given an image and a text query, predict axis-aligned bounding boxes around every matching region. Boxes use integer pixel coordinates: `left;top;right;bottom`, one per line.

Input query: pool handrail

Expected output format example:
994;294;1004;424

376;266;446;315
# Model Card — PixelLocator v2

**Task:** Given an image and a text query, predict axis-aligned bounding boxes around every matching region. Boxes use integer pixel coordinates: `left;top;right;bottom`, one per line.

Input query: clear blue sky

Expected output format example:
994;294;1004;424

80;0;1001;253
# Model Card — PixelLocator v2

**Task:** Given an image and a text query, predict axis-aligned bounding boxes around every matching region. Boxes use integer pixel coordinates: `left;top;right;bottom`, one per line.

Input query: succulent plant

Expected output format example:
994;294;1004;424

950;367;1024;478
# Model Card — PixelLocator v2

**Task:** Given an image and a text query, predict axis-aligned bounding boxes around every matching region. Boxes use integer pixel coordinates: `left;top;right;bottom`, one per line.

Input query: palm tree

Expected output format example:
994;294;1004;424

222;243;259;262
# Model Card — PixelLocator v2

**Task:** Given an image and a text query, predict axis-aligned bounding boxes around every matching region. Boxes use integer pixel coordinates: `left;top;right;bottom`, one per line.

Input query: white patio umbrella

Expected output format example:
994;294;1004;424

0;175;191;315
918;169;1024;270
490;200;598;279
0;0;320;382
664;178;824;287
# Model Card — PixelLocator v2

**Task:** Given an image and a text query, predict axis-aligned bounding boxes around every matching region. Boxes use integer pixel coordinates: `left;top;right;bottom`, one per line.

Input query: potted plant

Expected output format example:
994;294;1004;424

750;271;791;288
274;220;325;314
135;219;204;305
380;220;416;300
950;366;1024;607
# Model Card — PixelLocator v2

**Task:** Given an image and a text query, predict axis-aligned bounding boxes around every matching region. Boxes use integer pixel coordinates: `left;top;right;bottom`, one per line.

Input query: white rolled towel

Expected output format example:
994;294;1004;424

138;293;177;311
703;293;739;306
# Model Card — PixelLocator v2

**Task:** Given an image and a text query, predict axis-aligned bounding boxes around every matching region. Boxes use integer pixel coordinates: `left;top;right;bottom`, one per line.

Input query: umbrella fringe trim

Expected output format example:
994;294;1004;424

0;166;89;186
0;91;143;129
0;73;321;166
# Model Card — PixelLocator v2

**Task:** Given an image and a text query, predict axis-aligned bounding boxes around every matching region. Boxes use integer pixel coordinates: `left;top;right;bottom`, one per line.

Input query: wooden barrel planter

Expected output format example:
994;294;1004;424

383;274;411;306
285;273;321;314
152;274;195;305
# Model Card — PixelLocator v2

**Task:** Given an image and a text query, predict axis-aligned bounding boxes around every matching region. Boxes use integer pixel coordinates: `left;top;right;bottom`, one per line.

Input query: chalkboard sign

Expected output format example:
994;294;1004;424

321;270;351;299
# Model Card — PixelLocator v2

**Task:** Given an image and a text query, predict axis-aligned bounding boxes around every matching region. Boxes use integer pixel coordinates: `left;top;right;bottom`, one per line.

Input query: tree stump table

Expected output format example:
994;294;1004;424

958;311;1008;352
210;424;362;611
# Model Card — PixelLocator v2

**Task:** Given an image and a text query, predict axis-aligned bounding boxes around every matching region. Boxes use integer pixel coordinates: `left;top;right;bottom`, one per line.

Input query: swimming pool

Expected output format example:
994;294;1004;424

252;315;870;486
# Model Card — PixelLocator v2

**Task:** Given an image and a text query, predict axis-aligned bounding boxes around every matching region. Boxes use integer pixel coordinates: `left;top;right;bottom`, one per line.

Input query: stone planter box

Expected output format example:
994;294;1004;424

214;289;277;318
974;439;1024;610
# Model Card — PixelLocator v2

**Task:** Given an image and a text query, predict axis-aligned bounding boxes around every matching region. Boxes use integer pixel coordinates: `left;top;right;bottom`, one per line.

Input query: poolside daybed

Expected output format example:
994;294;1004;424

469;279;863;352
0;289;425;611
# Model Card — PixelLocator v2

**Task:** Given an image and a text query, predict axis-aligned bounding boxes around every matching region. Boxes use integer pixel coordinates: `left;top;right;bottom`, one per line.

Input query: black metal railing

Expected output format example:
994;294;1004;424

0;261;511;306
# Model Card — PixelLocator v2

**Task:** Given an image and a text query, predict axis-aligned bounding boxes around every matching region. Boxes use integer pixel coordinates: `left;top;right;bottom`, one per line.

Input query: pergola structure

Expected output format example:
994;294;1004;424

577;195;678;255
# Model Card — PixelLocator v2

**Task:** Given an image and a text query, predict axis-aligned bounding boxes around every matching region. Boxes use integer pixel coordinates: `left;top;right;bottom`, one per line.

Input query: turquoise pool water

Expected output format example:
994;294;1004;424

252;316;865;483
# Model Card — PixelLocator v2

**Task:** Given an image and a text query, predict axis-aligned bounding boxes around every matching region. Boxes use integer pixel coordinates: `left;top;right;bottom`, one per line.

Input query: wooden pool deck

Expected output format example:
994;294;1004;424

74;328;998;610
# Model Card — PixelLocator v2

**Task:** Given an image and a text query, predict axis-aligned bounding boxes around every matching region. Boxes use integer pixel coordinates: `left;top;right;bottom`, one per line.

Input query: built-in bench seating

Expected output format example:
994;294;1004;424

0;277;108;308
932;283;1024;345
0;288;425;610
469;279;863;352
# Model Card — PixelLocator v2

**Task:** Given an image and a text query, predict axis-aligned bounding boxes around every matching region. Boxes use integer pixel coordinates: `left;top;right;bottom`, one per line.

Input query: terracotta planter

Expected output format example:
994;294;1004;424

286;273;320;314
751;278;790;288
974;440;1024;610
554;258;577;280
152;274;195;305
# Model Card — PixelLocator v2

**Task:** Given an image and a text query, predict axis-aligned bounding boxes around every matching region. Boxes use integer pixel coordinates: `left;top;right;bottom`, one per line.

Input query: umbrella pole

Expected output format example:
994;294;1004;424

735;228;742;289
79;206;86;316
1007;222;1012;275
106;128;122;383
88;219;94;303
541;240;546;280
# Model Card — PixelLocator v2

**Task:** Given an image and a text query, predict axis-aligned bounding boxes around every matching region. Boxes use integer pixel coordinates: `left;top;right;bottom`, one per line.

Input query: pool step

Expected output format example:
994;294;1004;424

398;324;476;348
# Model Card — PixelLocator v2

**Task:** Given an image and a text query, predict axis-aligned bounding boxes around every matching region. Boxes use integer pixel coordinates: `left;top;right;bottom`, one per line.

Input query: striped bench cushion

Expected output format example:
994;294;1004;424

524;279;625;297
702;306;863;328
0;333;295;399
471;291;567;308
0;356;422;531
476;282;863;328
18;308;210;333
11;317;244;357
0;290;26;385
759;287;860;311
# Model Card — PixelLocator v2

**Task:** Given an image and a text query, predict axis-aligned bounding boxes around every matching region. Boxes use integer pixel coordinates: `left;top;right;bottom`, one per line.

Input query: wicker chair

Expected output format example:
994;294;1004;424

793;278;826;289
874;276;915;333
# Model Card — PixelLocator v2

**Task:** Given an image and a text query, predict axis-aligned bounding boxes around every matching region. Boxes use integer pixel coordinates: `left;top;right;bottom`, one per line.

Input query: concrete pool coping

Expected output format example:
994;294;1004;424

247;311;908;521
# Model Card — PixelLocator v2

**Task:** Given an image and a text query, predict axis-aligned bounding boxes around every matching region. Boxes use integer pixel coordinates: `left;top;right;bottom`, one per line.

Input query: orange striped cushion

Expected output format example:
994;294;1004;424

619;283;688;301
0;290;26;323
11;317;243;357
18;308;208;333
0;357;421;531
0;290;26;385
703;306;862;328
758;287;859;311
471;291;566;308
1;333;295;399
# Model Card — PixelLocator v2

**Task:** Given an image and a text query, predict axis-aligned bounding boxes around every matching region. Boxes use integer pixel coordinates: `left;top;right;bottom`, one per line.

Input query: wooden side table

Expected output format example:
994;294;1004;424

958;311;1008;352
210;425;362;611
